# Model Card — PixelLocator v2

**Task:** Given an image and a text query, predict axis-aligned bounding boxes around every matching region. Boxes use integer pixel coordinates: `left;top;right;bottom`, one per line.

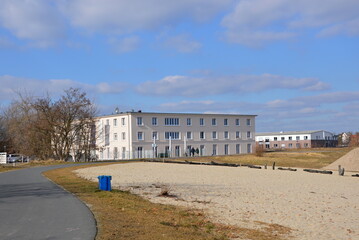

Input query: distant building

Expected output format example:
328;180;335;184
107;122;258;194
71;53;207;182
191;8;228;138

255;130;337;149
91;111;257;160
340;132;351;146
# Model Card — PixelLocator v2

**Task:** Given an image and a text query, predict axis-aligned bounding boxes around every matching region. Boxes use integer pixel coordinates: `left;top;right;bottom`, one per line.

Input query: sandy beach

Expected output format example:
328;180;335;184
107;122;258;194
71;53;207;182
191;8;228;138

76;162;359;240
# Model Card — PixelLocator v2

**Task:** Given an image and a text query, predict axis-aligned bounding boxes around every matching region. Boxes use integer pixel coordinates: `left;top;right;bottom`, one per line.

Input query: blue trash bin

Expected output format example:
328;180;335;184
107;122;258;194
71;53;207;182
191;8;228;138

98;175;112;191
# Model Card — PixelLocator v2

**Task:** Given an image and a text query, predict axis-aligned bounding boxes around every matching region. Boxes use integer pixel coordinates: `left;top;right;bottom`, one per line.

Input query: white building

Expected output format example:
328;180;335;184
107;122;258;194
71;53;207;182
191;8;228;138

255;130;337;149
93;111;257;160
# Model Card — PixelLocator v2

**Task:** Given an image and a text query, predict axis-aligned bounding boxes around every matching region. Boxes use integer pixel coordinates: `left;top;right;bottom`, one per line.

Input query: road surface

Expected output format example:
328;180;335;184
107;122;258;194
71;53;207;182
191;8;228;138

0;165;97;240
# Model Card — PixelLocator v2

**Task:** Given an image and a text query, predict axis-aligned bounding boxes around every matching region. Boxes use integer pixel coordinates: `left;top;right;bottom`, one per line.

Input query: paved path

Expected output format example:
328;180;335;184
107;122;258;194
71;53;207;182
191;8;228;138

0;165;97;240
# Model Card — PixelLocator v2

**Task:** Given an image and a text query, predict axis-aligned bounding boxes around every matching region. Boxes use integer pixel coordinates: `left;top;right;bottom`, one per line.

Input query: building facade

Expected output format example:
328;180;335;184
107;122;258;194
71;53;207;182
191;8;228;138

255;130;337;149
93;111;257;160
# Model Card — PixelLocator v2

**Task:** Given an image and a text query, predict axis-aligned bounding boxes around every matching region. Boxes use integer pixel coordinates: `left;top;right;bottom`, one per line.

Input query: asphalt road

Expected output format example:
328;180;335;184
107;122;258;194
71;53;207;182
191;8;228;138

0;165;97;240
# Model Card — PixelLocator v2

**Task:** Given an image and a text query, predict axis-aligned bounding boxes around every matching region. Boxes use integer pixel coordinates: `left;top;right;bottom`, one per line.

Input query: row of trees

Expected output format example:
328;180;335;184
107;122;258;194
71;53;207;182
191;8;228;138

0;88;97;161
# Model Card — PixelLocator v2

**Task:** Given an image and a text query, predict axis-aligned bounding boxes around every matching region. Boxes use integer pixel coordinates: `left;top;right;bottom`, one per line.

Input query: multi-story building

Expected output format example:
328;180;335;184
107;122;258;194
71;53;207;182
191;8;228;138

93;111;257;160
255;130;337;149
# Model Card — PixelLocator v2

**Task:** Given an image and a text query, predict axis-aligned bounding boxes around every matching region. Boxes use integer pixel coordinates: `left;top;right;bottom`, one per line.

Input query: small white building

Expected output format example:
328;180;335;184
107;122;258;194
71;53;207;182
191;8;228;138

255;130;337;149
92;111;257;160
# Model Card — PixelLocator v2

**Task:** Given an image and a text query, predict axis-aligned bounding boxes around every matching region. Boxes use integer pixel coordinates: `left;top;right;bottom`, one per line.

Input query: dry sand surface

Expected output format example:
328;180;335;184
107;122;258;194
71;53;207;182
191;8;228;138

324;147;359;172
76;162;359;240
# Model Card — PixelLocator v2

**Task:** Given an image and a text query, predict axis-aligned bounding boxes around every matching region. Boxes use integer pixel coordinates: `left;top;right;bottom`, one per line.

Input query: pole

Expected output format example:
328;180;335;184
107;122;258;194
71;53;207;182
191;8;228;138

169;136;172;158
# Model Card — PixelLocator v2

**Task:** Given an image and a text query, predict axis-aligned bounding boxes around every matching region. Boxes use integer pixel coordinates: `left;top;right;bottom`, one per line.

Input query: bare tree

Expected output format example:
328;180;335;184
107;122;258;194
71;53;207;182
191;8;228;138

3;88;97;161
33;88;97;161
0;113;8;152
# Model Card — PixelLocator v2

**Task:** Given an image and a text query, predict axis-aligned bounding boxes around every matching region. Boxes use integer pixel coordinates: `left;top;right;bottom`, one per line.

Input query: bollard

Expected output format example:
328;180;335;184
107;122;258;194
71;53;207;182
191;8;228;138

339;168;345;176
338;165;341;175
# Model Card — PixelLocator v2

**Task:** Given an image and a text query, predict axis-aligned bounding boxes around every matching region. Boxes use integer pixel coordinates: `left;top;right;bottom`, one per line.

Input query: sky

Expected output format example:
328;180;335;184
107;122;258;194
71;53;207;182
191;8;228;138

0;0;358;134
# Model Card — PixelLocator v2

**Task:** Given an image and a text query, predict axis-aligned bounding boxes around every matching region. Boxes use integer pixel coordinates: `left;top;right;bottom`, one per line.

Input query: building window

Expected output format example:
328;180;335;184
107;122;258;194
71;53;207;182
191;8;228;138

165;118;179;126
274;144;278;148
236;119;240;126
121;117;125;126
224;144;229;155
152;117;157;126
236;131;240;139
175;146;180;157
137;147;143;158
247;143;252;153
212;131;217;139
281;137;285;141
114;147;118;159
288;136;292;140
296;143;301;148
122;147;126;158
137;117;143;126
113;118;117;126
224;131;229;139
200;145;205;156
106;119;110;125
187;118;191;126
246;119;251;126
212;118;217;126
165;132;180;140
247;131;251;138
200;131;205;139
212;144;217;155
114;133;118;141
122;132;126;140
304;143;309;148
296;136;300;140
186;131;192;139
289;143;293;148
224;119;228;126
138;132;144;140
274;137;278;141
304;136;308;140
236;144;240;154
152;131;158;140
105;125;110;146
200;118;204;126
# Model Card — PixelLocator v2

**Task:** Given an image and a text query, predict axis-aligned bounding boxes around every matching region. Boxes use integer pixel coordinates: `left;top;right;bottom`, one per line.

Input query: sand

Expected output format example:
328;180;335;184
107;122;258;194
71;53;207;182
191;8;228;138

76;162;359;240
324;147;359;172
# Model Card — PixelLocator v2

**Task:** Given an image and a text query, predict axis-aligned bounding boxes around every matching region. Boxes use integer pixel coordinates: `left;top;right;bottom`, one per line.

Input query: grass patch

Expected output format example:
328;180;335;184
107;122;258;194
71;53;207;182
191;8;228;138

180;147;353;169
0;165;23;172
44;163;293;240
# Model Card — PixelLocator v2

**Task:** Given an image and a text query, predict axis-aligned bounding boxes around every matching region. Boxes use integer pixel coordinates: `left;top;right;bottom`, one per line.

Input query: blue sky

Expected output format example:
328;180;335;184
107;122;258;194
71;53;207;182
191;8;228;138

0;0;358;133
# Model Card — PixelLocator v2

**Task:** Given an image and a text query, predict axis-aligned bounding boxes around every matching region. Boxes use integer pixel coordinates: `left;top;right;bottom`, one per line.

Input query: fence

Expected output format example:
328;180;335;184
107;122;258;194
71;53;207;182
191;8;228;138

97;149;207;161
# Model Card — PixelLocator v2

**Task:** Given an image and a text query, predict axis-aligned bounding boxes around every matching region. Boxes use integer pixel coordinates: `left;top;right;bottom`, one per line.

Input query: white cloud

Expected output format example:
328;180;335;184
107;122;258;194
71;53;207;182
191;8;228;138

0;75;127;101
109;36;140;53
158;100;261;113
136;74;329;97
0;0;66;47
157;91;359;132
221;0;359;46
61;0;233;34
162;34;201;53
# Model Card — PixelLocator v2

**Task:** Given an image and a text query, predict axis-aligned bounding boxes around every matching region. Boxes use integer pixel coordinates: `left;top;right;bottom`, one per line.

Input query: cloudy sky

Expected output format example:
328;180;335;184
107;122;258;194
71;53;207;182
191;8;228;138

0;0;358;133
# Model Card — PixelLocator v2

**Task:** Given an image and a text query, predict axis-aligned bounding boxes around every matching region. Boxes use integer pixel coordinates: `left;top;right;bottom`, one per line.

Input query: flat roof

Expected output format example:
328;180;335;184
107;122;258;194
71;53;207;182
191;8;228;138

255;130;328;136
97;111;257;118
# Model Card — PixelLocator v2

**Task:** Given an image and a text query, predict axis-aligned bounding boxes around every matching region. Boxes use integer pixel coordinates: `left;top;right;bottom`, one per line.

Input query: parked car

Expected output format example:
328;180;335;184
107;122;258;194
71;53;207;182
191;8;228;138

7;154;24;163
